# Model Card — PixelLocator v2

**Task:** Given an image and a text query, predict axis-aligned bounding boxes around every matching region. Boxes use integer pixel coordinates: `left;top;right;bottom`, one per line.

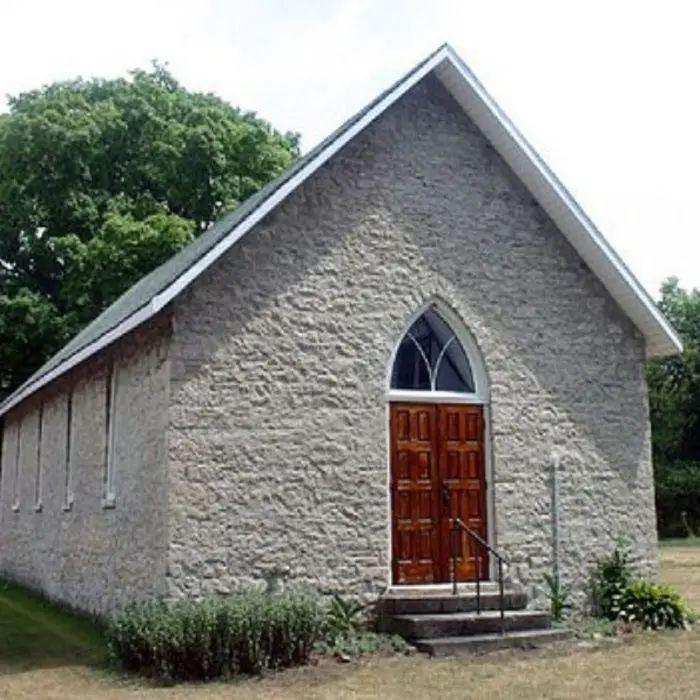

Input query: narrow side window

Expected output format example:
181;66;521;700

102;364;117;508
0;420;4;505
11;417;21;512
34;404;44;512
63;390;74;511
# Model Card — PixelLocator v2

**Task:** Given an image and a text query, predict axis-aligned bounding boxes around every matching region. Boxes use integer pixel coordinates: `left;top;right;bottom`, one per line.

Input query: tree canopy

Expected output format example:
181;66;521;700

0;63;299;397
646;277;700;537
647;278;700;463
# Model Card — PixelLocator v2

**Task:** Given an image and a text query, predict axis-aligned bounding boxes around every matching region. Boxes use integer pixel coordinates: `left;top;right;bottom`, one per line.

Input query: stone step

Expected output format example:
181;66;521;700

415;628;572;658
380;590;528;616
387;582;504;595
387;609;551;639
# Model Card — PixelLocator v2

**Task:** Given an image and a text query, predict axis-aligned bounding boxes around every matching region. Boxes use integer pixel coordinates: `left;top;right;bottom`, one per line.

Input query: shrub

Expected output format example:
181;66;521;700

590;541;635;619
106;590;324;682
612;580;691;630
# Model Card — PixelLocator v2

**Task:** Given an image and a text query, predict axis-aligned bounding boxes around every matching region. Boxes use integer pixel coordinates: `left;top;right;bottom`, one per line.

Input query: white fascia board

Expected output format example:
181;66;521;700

440;47;682;357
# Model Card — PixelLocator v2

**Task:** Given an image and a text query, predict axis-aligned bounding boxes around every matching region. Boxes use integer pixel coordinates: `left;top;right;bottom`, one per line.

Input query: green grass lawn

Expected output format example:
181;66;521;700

659;537;700;548
0;580;107;671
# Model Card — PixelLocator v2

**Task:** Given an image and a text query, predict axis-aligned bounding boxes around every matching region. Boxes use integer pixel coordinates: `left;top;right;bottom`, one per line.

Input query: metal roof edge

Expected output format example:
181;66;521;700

441;45;682;357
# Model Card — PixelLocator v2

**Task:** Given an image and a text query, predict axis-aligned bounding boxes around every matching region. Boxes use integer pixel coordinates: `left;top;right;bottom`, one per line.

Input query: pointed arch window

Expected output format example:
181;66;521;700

391;307;475;393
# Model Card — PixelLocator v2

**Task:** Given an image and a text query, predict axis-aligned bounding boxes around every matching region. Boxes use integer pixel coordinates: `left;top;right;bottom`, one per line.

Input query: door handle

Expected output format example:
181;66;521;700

440;481;450;512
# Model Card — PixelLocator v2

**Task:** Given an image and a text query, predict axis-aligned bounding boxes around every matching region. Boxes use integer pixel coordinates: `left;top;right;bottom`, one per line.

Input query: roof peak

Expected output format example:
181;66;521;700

0;45;681;417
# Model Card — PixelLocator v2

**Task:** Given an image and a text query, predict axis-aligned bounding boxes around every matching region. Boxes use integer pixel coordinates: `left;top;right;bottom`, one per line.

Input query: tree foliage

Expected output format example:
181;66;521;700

0;63;299;396
648;278;700;462
647;277;700;536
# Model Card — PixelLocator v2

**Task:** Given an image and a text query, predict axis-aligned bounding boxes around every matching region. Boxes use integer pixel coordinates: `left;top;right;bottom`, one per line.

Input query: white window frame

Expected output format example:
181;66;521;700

34;403;44;512
11;417;21;512
385;301;490;405
62;390;74;512
102;364;117;509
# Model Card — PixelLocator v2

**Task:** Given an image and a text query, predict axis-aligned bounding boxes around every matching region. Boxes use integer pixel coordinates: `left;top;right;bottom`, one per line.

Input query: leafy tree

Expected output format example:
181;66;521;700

648;278;700;462
0;63;299;396
647;278;700;536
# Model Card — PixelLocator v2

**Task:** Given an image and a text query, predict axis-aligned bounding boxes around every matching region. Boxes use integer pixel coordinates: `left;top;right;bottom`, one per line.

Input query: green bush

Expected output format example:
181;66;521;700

106;590;324;682
612;580;690;630
589;541;635;620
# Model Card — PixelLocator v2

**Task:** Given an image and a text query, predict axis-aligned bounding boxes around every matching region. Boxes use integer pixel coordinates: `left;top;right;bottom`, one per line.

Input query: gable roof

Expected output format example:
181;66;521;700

0;44;682;417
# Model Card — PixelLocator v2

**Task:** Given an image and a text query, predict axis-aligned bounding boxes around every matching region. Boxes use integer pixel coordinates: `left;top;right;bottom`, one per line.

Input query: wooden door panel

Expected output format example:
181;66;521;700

390;404;440;584
438;405;488;581
390;403;488;584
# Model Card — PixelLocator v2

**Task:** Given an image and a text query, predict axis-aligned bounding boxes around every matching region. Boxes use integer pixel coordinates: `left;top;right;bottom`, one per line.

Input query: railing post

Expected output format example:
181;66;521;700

476;557;481;614
451;518;510;632
499;558;505;635
452;519;458;596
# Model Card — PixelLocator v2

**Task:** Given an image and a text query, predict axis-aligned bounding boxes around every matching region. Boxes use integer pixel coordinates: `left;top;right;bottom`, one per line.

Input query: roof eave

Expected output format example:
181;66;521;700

436;46;682;361
648;330;684;358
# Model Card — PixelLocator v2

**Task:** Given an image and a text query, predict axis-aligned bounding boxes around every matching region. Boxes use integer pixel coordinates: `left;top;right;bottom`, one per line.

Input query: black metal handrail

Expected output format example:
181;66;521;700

450;517;510;635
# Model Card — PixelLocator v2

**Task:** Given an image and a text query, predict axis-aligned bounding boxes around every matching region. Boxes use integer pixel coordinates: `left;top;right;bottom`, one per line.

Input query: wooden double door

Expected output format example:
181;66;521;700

390;403;488;585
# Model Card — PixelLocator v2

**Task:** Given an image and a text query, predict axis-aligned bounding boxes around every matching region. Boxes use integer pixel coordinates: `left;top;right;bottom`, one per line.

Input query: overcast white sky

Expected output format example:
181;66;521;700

2;0;697;300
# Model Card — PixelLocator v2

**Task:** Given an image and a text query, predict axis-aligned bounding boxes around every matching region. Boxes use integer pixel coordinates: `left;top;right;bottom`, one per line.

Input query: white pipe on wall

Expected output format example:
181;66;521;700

551;450;561;579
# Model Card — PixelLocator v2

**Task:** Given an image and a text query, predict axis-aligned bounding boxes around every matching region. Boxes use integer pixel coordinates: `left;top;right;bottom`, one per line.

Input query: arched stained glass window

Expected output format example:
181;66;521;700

391;308;475;393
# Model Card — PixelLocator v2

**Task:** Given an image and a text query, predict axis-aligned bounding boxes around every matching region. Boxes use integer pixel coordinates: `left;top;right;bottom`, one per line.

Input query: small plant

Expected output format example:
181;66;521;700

316;631;408;658
589;539;635;620
324;594;366;644
612;580;691;630
543;572;573;622
572;616;628;639
316;595;409;660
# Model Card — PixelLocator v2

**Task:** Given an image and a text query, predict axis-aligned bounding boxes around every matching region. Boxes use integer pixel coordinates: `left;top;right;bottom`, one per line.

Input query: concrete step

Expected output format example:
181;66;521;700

380;590;528;616
387;609;551;640
385;582;504;596
415;628;572;658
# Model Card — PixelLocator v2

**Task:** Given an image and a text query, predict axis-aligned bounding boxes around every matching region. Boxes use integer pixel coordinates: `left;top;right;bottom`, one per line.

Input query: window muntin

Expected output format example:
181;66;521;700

391;308;475;393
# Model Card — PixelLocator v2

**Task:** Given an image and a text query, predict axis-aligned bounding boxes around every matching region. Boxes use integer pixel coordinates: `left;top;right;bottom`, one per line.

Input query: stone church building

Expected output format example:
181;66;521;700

0;45;680;617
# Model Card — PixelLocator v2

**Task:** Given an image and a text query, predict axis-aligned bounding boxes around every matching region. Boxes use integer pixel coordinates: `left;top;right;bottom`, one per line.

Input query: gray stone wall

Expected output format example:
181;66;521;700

166;74;657;606
0;319;172;616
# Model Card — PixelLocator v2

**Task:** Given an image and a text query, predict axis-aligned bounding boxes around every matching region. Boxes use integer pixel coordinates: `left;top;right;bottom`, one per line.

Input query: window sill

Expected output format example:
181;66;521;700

101;494;116;510
10;502;20;513
33;502;43;513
